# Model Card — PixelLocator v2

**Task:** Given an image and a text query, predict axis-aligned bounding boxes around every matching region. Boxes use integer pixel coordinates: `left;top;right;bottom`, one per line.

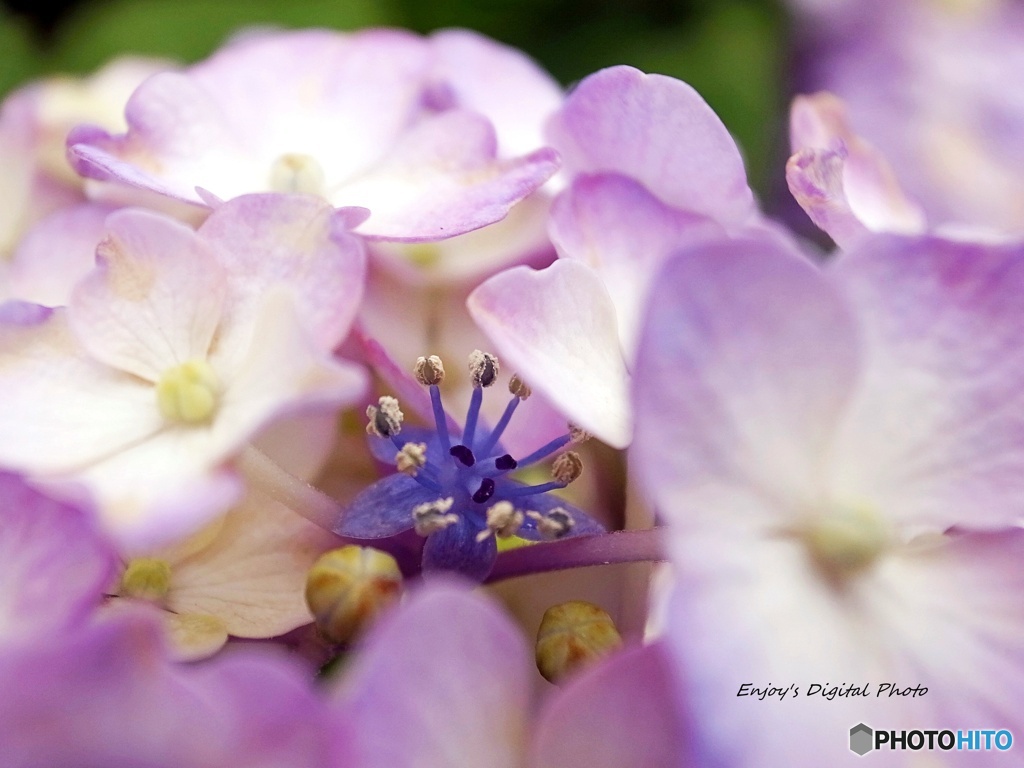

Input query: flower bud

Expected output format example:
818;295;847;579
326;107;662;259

535;600;622;683
305;546;403;644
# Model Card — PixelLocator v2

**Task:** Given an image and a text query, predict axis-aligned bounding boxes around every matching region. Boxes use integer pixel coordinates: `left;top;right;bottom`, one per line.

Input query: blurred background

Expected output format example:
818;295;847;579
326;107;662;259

0;0;790;198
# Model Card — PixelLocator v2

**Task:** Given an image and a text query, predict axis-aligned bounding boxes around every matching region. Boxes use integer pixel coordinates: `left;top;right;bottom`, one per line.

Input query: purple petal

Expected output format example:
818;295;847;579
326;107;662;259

531;642;688;768
333;580;530;768
493;482;606;539
335;473;437;538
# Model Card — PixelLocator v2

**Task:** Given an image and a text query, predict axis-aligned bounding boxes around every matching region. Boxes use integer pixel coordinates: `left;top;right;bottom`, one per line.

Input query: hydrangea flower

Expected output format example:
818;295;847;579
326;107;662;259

335;352;605;581
0;194;367;547
67;28;559;242
632;232;1024;764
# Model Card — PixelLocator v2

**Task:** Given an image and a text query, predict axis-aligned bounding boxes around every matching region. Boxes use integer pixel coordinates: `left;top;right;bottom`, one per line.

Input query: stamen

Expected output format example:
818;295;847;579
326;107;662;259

468;350;499;388
515;434;572;467
552;451;584;484
395;442;427;475
414;355;446;386
508;373;531;400
462;387;484;451
477;395;520;456
504;481;566;497
365;396;403;438
156;359;220;424
472;478;496;504
568;424;591;444
475;501;525;542
528;507;576;540
269;153;327;196
429;385;452;452
450;444;475;467
412;498;458;536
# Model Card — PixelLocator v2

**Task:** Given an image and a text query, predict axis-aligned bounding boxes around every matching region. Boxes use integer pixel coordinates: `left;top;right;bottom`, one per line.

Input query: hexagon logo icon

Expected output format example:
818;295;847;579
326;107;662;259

850;723;873;756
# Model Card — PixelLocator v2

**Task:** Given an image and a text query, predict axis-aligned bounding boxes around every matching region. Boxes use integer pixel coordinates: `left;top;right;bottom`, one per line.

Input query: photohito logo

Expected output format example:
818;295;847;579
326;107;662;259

849;723;1013;756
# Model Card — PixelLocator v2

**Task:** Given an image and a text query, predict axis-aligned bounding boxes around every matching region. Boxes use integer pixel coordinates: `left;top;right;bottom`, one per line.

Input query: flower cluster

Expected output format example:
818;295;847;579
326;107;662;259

1;9;1023;766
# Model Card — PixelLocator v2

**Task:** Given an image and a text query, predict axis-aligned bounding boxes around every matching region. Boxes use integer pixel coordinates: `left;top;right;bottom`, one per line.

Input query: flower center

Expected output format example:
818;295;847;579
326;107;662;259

156;359;220;424
119;557;172;604
803;506;889;580
269;153;327;196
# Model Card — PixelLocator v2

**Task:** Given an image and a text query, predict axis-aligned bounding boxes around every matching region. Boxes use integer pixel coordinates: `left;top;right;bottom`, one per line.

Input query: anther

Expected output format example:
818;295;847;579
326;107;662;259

450;444;475;467
412;498;458;536
528;507;576;540
568;424;591;444
551;451;584;484
468;350;499;388
508;373;531;400
366;396;403;438
305;546;403;645
535;601;623;684
414;355;446;386
475;501;525;542
395;442;427;475
472;478;496;504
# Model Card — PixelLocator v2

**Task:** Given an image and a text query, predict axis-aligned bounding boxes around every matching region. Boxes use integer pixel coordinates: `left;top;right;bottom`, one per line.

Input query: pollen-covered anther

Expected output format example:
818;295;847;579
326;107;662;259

527;507;576;540
412;497;459;536
395;442;427;475
551;451;584;484
475;500;525;542
268;153;327;196
803;506;890;580
508;373;531;400
468;350;499;388
305;546;403;645
568;423;591;444
414;355;446;386
119;557;172;604
156;359;220;424
366;396;403;437
535;600;623;684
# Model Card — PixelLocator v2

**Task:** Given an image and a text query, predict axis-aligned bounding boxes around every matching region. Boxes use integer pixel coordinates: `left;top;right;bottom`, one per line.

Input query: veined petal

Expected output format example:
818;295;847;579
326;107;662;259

829;235;1024;530
468;259;631;448
338;110;559;241
166;490;337;638
0;309;162;474
530;642;688;768
632;236;862;530
198;193;367;351
333;581;530;768
547;65;755;227
69;207;227;381
550;172;725;358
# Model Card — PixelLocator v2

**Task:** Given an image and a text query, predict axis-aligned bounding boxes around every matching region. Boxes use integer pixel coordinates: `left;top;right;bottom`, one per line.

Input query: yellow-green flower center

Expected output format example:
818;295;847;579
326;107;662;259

803;506;889;580
269;153;327;196
120;557;172;603
156;360;220;424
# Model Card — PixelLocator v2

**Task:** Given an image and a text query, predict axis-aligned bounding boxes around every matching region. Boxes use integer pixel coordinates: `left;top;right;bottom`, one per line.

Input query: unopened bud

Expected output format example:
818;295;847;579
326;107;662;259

535;601;622;683
366;396;403;437
508;374;531;400
414;355;446;386
551;451;583;484
468;350;499;388
395;442;427;475
120;558;172;604
527;507;575;540
305;546;403;645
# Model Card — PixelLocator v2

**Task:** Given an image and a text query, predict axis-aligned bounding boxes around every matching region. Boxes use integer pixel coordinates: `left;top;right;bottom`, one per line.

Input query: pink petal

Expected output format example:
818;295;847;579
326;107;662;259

334;580;530;768
468;259;631;448
547;65;755;227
